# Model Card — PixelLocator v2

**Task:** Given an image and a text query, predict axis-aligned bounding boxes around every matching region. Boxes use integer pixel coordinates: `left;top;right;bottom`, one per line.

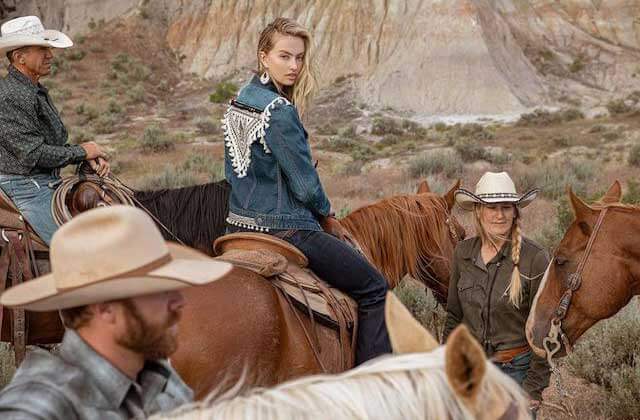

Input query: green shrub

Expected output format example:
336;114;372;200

107;99;123;115
182;152;224;181
628;145;640;167
194;117;220;135
515;159;593;200
394;279;446;340
371;117;403;136
569;56;585;73
111;53;131;72
136;166;197;190
93;113;118;134
209;81;238;103
67;50;86;61
70;128;95;144
408;151;463;179
607;99;631;115
450;123;494;141
454;139;488;162
131;62;151;82
140;125;174;153
516;108;584;126
127;83;146;104
79;105;99;123
567;301;640;419
622;179;640;204
432;122;449;132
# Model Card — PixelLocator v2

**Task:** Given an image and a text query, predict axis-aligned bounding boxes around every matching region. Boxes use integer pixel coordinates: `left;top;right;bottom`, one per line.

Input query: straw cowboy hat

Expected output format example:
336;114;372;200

454;171;538;211
0;16;73;55
0;206;232;311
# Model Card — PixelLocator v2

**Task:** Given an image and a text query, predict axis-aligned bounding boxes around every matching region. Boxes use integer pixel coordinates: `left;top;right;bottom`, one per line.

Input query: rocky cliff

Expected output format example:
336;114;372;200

4;0;640;117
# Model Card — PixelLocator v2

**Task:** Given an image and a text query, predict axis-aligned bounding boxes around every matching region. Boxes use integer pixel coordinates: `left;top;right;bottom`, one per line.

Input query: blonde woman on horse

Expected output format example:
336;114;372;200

443;172;550;415
223;17;391;364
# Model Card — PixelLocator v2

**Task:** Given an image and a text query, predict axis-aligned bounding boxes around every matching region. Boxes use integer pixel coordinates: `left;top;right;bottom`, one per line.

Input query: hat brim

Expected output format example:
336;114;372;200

0;31;73;55
454;188;538;211
0;243;232;311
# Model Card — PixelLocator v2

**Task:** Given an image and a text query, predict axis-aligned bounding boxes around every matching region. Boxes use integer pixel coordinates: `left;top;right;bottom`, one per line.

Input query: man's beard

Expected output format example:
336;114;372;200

116;299;181;360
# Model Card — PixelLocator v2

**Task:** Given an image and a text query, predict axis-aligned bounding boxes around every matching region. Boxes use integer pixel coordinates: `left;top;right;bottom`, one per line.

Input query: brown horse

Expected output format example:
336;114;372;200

171;180;464;398
1;180;231;347
526;181;640;359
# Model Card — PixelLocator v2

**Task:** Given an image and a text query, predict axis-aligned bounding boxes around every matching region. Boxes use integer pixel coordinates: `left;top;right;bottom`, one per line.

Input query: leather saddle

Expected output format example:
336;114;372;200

214;232;358;369
0;187;50;366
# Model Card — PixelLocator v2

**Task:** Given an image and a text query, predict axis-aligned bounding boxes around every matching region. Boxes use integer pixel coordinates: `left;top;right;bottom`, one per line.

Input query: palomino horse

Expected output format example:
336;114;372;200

171;180;464;398
1;180;231;349
152;294;529;420
526;181;639;359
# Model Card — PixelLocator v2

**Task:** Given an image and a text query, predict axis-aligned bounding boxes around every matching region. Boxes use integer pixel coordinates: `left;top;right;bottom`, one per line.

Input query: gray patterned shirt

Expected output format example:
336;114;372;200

0;329;194;419
0;65;86;175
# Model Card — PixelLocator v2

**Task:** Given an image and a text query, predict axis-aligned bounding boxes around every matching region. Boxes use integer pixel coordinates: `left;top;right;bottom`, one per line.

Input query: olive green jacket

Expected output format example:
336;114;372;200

443;236;550;399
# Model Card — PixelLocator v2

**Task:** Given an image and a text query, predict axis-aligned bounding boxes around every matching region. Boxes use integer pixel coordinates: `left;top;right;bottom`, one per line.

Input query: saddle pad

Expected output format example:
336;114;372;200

216;247;356;330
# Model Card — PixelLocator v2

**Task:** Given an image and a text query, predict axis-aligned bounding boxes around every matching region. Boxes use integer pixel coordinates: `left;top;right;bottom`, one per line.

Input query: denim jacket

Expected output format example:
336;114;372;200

223;75;331;231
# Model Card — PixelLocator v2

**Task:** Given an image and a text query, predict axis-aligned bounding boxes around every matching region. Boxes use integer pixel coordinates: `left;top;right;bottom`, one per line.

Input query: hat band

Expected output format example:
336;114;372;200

57;253;173;292
476;192;519;199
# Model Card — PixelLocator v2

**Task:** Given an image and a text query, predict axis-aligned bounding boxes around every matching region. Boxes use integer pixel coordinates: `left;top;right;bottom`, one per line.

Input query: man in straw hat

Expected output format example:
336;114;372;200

0;205;232;419
443;171;550;416
0;15;110;244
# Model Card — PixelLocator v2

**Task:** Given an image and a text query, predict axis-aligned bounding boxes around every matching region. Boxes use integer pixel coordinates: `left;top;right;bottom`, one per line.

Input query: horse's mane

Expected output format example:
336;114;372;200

153;348;528;420
134;181;230;255
341;193;454;288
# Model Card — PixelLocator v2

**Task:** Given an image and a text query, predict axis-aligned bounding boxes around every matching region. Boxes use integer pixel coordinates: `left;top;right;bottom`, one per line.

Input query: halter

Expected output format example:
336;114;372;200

542;207;609;361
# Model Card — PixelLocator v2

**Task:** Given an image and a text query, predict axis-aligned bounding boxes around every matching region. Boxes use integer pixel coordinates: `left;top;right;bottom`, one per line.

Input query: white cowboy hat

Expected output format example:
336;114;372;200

0;16;73;55
0;206;232;311
454;171;538;211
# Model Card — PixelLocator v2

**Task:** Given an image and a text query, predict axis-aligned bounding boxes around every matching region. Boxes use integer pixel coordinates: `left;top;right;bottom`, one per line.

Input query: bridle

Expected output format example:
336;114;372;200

421;211;463;304
542;207;609;361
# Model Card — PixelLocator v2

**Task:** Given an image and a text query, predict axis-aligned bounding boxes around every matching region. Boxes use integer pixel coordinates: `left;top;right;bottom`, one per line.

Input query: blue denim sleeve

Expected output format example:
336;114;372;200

265;104;331;217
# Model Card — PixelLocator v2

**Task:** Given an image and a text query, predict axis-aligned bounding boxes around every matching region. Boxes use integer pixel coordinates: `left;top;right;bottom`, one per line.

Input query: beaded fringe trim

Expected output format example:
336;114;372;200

226;212;270;233
222;96;290;178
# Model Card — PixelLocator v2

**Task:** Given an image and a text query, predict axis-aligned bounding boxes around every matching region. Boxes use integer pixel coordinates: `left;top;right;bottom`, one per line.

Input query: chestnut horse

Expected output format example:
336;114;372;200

526;181;639;360
152;294;529;420
171;180;464;398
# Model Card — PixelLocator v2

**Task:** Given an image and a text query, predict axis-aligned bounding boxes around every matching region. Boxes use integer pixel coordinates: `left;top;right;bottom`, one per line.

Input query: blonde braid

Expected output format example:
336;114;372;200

507;214;523;307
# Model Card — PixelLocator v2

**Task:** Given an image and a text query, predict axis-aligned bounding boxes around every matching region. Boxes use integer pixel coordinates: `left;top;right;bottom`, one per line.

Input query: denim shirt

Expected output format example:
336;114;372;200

0;329;193;420
223;75;331;231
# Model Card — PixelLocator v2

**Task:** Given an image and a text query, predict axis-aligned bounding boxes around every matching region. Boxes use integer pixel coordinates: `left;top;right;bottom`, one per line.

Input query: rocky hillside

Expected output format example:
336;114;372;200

3;0;640;117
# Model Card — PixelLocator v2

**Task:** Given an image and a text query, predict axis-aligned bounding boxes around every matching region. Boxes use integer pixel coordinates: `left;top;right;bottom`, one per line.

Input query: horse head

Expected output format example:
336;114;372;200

340;179;465;304
386;292;529;420
526;181;639;359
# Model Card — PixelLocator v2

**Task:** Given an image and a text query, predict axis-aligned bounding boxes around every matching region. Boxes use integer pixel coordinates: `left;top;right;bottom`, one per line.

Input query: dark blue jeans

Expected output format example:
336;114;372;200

495;350;532;385
227;226;392;364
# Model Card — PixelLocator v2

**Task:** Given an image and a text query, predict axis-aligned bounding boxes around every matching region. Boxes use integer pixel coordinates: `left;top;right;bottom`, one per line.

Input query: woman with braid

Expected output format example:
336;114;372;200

443;172;550;417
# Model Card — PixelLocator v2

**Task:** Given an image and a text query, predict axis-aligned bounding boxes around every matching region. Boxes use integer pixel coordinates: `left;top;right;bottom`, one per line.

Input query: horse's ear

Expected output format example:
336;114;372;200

444;179;461;210
599;180;622;204
568;187;596;221
417;180;431;194
385;292;438;353
445;324;487;401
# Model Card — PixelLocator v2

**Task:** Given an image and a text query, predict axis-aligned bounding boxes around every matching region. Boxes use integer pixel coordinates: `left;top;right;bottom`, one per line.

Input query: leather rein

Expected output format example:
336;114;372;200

542;207;609;361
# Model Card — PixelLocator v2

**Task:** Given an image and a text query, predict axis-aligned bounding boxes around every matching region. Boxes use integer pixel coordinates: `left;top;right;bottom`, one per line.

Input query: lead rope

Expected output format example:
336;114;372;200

51;171;186;246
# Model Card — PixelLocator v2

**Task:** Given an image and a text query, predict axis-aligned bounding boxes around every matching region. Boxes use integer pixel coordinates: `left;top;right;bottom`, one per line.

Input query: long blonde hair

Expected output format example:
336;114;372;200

257;17;317;116
474;205;524;308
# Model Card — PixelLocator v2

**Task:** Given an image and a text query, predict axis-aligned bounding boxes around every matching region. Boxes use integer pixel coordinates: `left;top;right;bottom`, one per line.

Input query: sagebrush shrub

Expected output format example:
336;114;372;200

140;125;174;153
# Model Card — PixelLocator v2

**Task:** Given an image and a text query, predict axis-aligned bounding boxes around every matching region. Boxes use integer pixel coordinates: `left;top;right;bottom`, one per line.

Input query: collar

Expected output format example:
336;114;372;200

59;329;171;409
8;64;47;93
249;73;279;94
462;236;512;265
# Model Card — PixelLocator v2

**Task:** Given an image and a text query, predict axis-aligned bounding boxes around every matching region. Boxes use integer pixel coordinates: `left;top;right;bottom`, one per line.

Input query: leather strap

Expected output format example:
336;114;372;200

0;243;11;342
6;230;30;365
491;345;530;363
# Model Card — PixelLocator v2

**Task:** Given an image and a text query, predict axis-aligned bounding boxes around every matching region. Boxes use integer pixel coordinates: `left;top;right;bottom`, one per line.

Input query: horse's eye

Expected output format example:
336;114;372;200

555;256;568;266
